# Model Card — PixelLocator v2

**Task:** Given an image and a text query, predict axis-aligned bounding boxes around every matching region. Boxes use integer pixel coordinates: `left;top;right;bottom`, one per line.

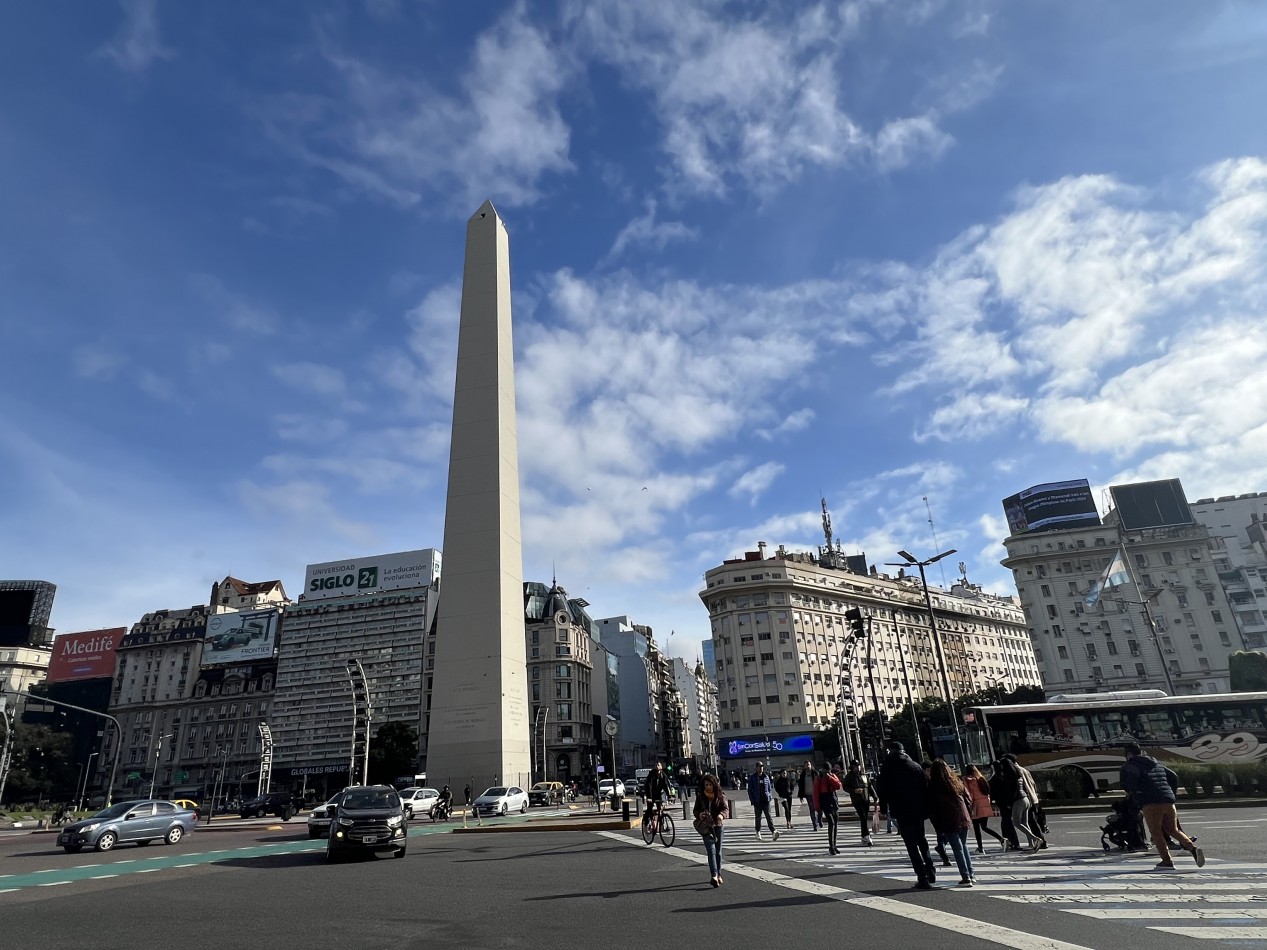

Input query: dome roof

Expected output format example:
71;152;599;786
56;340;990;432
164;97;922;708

547;583;572;622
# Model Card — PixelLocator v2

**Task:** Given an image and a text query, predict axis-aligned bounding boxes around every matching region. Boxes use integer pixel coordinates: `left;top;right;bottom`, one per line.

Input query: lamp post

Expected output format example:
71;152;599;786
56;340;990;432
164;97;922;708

148;734;174;799
888;548;965;765
1098;596;1177;695
77;752;99;810
16;691;123;806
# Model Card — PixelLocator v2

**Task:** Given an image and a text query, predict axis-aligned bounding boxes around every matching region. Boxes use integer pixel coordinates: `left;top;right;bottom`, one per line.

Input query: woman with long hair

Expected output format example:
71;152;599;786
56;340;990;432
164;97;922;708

693;774;730;887
928;758;975;887
963;764;1006;853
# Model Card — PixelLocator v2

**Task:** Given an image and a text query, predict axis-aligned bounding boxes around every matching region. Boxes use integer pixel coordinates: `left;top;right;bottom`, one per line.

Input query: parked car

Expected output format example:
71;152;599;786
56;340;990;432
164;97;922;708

307;793;343;839
473;786;529;817
528;782;564;806
239;791;300;820
326;785;407;862
57;800;197;853
398;787;440;820
597;779;626;799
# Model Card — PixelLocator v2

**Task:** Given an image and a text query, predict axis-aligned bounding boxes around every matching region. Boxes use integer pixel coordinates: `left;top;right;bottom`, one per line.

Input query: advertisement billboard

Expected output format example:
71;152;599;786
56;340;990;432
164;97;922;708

202;609;280;665
719;734;816;758
1111;479;1194;531
1001;479;1101;535
301;549;442;602
46;628;124;683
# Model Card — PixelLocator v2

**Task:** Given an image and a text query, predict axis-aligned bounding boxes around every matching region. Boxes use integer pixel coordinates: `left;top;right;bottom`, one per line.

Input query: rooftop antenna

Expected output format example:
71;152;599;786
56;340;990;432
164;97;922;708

819;496;844;569
924;495;950;588
958;560;969;586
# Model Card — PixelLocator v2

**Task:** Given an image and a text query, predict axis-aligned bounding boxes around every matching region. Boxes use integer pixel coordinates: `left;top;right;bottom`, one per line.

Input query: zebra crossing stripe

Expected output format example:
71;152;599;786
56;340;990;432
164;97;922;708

995;894;1267;904
1152;927;1267;939
1065;909;1267;919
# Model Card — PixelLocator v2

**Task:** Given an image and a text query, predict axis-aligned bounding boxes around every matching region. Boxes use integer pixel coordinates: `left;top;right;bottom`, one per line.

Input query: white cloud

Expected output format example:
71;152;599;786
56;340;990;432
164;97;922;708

757;408;816;440
73;345;125;381
192;275;281;335
605;200;699;262
728;461;785;504
271;362;348;398
274;7;572;209
916;392;1029;443
97;0;174;73
570;0;978;194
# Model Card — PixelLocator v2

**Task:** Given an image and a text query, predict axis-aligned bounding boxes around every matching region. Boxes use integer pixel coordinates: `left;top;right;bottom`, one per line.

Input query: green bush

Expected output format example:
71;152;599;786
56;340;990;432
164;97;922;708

1043;766;1089;801
1170;763;1205;798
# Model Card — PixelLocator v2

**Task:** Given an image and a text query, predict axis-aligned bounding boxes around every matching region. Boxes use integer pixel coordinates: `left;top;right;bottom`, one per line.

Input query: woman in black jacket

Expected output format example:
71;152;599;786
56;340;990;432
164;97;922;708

693;774;730;887
989;760;1020;850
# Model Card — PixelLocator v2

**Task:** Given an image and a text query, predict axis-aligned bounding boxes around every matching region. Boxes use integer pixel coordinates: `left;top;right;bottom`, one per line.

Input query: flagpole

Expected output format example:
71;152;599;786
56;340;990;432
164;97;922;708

1108;521;1178;696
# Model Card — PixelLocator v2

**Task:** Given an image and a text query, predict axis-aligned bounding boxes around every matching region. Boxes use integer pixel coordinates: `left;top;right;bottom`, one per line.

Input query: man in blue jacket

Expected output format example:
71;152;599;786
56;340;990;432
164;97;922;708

1120;742;1205;870
747;762;780;841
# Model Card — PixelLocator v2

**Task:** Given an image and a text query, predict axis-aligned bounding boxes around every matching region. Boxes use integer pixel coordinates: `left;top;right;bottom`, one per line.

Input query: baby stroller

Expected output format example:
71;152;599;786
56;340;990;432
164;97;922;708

1100;800;1144;851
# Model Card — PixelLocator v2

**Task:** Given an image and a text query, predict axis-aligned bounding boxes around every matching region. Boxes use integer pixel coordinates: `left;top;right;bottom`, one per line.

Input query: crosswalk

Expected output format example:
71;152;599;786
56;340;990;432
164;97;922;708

719;823;1267;943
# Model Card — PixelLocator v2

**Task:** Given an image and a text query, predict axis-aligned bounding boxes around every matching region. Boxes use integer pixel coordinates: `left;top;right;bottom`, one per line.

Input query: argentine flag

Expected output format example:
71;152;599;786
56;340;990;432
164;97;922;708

1085;549;1130;607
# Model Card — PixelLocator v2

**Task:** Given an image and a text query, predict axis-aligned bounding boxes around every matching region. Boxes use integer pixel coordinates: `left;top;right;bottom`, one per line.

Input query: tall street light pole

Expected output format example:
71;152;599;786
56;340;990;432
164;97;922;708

888;548;965;766
148;733;174;799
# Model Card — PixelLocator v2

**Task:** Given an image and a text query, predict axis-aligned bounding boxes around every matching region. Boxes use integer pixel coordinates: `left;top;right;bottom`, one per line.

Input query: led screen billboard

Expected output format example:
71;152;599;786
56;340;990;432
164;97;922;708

1002;479;1101;535
1111;479;1194;531
302;549;442;601
46;628;124;682
202;609;279;665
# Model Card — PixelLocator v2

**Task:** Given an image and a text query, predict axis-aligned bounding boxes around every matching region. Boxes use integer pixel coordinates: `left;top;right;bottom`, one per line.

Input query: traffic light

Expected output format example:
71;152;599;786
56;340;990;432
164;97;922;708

845;607;866;638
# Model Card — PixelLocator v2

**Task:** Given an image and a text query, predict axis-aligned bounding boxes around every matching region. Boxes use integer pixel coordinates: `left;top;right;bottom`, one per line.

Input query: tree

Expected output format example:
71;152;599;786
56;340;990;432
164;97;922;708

367;721;419;785
3;723;75;806
1229;651;1267;692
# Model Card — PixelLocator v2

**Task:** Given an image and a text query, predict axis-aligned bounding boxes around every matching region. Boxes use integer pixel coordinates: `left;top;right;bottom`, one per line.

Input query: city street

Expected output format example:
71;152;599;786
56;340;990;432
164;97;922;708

0;805;1262;949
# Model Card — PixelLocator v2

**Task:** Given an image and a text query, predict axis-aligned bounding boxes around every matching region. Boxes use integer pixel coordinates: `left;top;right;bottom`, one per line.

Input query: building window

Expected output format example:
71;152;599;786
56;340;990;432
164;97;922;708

555;665;570;678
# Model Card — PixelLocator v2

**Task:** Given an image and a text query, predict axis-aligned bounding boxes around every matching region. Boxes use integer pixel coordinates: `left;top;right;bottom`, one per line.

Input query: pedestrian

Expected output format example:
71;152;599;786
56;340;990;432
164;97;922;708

962;764;1005;853
815;764;843;855
464;784;472;807
843;760;876;846
694;773;730;887
928;759;975;887
746;762;780;840
799;762;821;831
774;768;795;828
989;759;1021;851
1001;756;1046;852
924;761;951;867
1120;742;1205;870
879;740;938;890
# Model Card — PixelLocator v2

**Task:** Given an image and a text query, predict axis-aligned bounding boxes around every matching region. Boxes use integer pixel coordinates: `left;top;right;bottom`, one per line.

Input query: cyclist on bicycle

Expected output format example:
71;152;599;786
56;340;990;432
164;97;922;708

644;761;673;822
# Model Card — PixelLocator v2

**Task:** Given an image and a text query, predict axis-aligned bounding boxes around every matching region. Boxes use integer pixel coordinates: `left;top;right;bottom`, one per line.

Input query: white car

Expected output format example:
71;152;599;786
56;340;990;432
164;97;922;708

399;787;441;819
307;793;342;839
598;779;626;798
473;786;528;817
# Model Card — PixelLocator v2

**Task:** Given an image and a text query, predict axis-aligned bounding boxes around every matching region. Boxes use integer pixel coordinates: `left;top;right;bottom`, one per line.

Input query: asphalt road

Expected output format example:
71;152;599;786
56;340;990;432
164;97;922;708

0;805;1262;950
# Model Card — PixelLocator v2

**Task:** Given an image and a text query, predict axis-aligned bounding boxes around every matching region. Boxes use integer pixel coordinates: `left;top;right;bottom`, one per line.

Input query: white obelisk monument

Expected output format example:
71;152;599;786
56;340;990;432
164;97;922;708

425;200;531;793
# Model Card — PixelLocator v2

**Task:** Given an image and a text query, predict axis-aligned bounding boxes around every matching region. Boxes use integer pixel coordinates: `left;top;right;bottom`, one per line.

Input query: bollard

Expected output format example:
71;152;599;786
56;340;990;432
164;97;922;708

682;798;688;820
622;800;630;822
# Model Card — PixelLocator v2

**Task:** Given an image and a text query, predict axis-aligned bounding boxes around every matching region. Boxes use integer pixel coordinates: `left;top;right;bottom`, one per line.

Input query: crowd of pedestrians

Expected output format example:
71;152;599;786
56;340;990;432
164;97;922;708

691;739;1207;890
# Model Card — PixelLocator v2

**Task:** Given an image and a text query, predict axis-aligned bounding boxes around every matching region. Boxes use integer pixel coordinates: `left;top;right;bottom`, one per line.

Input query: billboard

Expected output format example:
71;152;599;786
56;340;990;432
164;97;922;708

46;628;124;682
301;549;442;602
1111;479;1194;531
202;608;280;665
1002;479;1101;535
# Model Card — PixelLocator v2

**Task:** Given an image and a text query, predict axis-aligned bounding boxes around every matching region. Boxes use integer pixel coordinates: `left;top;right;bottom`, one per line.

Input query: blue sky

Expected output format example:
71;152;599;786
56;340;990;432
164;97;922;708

4;1;1267;666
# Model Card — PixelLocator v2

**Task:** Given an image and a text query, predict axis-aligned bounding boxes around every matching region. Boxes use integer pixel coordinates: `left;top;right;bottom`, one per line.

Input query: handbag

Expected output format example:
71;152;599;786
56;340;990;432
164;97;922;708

693;812;715;837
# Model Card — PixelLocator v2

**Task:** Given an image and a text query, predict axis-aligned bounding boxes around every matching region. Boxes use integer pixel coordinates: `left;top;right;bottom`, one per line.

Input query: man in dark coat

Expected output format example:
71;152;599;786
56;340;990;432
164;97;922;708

1120;742;1205;869
879;740;937;889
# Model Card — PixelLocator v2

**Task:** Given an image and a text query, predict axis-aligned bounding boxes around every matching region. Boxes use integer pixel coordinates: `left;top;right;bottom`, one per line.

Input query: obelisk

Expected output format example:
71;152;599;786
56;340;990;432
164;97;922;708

425;200;531;793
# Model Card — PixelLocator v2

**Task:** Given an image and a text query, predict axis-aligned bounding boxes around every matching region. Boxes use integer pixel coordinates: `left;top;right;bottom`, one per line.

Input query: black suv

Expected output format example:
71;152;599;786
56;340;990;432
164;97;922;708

326;785;407;862
239;791;300;820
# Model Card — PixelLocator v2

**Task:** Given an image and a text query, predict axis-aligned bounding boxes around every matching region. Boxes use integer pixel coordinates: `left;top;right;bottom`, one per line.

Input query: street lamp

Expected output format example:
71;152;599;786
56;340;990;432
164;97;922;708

887;547;965;765
148;734;174;799
77;752;99;810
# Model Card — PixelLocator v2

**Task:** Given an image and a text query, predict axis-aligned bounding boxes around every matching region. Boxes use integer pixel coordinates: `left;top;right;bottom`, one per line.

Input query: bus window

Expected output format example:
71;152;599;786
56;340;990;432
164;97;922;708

1126;708;1180;746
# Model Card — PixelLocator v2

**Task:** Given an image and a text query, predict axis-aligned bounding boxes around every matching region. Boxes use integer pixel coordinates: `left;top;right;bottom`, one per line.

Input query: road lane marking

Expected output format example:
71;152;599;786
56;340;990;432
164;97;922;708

596;831;1098;950
1153;927;1267;939
996;894;1267;904
1066;909;1267;919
